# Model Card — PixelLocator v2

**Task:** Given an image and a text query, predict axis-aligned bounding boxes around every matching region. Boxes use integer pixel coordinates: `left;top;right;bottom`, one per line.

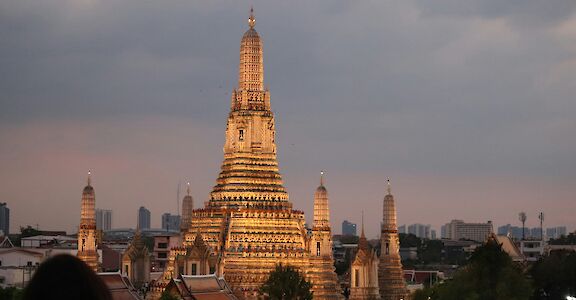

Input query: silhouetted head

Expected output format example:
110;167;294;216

23;254;111;300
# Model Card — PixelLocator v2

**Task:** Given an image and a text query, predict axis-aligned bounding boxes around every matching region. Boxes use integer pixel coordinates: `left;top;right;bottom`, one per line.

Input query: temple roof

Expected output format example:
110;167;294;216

98;272;141;300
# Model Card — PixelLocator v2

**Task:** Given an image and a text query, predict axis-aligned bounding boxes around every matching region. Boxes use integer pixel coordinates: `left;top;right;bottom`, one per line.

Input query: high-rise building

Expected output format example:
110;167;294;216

530;227;543;240
497;224;523;240
378;179;408;300
342;220;357;236
160;10;341;299
180;182;194;232
397;225;406;234
407;223;431;239
442;220;493;242
96;209;112;231
546;226;567;240
161;213;181;231
138;206;151;230
77;171;99;271
0;203;9;235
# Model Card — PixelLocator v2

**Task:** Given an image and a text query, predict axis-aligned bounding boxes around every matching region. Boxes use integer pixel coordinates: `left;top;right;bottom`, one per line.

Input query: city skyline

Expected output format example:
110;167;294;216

1;1;576;238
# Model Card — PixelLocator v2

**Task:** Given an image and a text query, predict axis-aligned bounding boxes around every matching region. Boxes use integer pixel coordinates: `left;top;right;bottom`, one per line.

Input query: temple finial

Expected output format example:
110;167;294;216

361;211;365;238
186;181;191;196
87;169;92;186
387;177;391;195
320;170;325;186
248;6;255;29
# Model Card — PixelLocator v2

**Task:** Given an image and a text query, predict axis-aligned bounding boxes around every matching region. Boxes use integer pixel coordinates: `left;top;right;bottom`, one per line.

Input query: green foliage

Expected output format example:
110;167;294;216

399;233;421;248
0;286;23;300
548;232;576;245
418;239;443;264
159;290;180;300
20;226;41;238
531;250;576;299
398;233;444;265
338;235;359;244
260;264;313;300
414;238;532;300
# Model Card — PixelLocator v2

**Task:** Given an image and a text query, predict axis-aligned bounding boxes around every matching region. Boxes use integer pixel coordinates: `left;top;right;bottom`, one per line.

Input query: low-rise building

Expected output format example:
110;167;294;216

520;240;545;262
152;233;180;271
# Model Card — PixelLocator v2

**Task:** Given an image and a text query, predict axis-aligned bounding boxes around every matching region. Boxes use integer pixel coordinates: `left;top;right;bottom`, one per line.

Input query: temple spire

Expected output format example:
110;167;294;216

320;170;324;186
387;177;391;195
87;169;92;186
361;210;365;238
248;7;255;29
186;181;191;196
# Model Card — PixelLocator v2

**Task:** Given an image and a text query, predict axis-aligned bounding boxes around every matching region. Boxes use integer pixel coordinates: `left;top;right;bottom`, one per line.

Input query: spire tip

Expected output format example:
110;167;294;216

248;7;255;29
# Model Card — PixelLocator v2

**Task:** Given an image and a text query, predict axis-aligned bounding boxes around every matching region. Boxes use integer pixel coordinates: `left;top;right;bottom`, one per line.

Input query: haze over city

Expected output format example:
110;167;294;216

1;0;575;238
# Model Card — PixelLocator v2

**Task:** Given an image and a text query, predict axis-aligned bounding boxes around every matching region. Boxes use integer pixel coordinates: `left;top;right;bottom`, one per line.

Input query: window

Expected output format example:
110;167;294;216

316;242;321;257
158;242;168;249
27;261;33;267
210;266;216;274
354;269;359;287
385;243;390;255
192;263;197;275
239;129;244;141
158;252;167;259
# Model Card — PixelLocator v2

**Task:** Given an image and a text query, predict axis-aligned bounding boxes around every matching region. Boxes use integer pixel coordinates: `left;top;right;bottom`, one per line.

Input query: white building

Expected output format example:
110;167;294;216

442;220;493;242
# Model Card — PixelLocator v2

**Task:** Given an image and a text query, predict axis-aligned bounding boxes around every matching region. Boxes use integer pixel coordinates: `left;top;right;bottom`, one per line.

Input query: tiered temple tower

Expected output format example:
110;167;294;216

77;171;99;272
378;179;408;300
165;9;340;299
307;173;343;299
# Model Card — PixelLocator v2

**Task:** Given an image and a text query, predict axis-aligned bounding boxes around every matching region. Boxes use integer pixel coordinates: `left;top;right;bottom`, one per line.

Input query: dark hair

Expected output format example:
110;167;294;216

23;254;112;300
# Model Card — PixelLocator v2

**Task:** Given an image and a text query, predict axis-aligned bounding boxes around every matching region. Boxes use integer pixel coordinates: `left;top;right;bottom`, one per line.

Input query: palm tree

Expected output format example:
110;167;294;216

519;212;527;240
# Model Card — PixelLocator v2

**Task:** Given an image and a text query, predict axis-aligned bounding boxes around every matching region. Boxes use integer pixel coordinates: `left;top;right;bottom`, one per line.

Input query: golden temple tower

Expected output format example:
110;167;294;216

378;179;408;300
307;172;343;299
166;9;340;299
77;170;99;272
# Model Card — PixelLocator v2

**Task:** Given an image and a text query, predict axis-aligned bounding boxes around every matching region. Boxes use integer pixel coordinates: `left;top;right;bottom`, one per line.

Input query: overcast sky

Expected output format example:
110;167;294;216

1;0;575;238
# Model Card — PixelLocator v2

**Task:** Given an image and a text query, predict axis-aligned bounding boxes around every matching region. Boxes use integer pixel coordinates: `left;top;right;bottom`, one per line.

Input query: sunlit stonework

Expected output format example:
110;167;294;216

161;9;342;299
350;219;380;300
77;171;99;272
378;179;409;300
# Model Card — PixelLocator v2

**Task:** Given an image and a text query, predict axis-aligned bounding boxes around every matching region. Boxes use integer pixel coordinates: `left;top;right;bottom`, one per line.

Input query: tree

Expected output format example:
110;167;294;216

418;239;443;264
414;237;532;300
531;249;576;299
399;233;421;248
20;226;41;238
0;287;23;300
260;264;313;300
548;232;576;245
159;290;180;300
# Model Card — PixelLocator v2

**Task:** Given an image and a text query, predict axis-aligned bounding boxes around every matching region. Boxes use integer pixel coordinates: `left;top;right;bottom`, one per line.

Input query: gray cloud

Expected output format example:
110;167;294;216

1;0;575;237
